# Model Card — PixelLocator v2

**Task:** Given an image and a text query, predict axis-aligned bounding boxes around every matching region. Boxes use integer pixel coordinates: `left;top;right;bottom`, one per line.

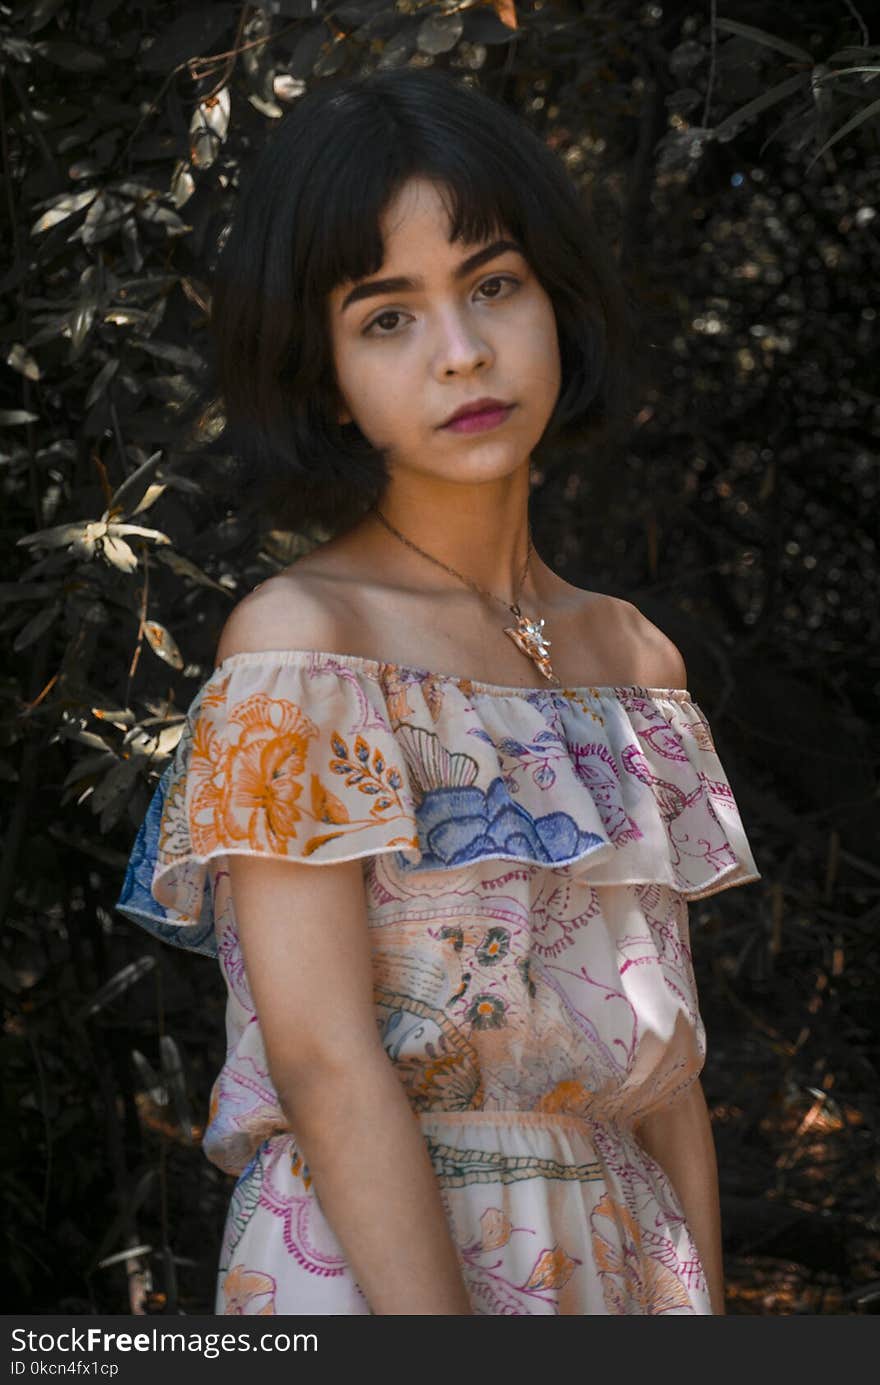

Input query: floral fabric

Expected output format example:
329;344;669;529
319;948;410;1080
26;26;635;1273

115;649;761;1315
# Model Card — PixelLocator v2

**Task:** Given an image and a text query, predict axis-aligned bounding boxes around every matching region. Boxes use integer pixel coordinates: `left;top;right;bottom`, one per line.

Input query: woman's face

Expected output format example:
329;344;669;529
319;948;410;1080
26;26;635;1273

326;177;562;487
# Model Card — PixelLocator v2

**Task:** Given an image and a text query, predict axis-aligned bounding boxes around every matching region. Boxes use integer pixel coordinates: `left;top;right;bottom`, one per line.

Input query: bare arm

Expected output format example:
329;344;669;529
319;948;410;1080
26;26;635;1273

230;853;472;1315
633;1079;726;1314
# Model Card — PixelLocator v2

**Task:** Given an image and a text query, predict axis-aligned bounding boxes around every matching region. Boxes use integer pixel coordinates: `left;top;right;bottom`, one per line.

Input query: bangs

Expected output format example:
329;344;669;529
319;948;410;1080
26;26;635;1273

301;135;526;307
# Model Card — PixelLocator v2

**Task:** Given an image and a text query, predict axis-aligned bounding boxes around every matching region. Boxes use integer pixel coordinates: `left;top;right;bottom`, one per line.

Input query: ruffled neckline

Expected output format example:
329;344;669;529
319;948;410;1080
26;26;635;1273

213;648;692;703
113;644;762;963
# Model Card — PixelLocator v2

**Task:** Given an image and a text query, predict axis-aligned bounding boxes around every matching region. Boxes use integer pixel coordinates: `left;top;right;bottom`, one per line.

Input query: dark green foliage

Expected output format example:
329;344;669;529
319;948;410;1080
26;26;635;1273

1;0;877;1314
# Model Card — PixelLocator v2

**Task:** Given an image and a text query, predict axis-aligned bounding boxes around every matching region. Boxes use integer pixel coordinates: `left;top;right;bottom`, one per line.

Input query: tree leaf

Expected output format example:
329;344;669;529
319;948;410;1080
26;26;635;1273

155;547;232;594
0;409;39;425
89;755;142;816
143;621;184;669
715;19;812;64
190;86;230;168
111;523;171;543
77;955;156;1020
16;520;93;549
101;534;138;572
30;188;99;236
712;71;811;142
12;601;62;652
84;358;119;408
33;40;107;71
62;750;118;789
107;449;164;517
159;1035;195;1142
6;344;41;380
807;94;880;168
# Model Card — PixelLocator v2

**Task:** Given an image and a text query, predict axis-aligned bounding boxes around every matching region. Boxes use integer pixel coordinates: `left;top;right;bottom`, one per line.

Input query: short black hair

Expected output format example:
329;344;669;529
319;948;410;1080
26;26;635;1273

185;66;643;534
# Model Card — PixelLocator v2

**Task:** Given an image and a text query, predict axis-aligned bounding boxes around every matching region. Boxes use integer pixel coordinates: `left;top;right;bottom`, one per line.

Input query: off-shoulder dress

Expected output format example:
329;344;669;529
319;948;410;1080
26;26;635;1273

115;648;761;1316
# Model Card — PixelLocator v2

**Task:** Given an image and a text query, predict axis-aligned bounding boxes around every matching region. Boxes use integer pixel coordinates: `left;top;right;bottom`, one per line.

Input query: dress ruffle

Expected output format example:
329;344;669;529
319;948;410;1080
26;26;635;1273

114;650;761;957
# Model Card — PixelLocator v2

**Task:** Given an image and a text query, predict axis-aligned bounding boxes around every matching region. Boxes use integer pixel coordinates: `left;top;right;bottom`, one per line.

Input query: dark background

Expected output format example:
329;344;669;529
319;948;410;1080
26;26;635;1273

1;0;877;1314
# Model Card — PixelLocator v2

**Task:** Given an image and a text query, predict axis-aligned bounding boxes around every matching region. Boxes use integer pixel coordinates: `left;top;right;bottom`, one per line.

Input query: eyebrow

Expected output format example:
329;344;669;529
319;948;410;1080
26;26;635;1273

339;238;525;314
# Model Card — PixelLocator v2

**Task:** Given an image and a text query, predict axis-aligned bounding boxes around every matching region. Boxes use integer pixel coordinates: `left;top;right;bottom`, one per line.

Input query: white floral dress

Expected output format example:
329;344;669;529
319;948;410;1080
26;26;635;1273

116;649;761;1315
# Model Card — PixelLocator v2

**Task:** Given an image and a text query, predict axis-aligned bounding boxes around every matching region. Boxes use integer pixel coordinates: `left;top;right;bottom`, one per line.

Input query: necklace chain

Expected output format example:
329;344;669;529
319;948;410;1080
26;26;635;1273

371;505;532;616
369;504;562;687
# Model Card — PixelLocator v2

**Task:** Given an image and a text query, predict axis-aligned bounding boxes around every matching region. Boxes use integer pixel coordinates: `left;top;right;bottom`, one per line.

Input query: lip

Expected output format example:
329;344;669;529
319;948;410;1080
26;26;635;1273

440;398;516;433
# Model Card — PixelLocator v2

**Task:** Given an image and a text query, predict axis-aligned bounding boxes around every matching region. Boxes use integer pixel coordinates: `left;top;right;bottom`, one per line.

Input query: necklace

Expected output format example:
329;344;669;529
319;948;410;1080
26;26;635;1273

371;505;562;687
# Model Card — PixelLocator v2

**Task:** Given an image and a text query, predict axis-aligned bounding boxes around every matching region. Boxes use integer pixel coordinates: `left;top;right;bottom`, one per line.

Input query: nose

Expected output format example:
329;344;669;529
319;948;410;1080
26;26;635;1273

433;307;494;377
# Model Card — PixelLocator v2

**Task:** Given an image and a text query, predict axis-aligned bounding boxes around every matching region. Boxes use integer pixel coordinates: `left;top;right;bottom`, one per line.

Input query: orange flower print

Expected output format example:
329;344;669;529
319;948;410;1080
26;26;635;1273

221;1264;277;1314
190;694;319;856
480;1207;512;1252
522;1245;580;1292
590;1192;693;1313
535;1079;593;1118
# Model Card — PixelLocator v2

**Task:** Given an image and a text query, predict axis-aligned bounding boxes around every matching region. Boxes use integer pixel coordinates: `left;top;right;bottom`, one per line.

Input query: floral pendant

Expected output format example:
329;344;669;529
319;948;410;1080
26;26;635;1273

503;607;562;687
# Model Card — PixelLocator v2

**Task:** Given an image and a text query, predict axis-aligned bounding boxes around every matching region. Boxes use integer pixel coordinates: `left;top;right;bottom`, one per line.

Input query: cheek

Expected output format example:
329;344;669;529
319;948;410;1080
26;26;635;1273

523;303;562;386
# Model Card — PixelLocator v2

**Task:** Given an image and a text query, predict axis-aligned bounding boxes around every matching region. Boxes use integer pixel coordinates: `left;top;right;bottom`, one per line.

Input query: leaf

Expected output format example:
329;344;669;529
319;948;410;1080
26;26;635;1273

81;191;131;247
159;1035;195;1143
190;86;230;168
130;338;203;372
417;14;464;56
33;39;107;71
1;37;37;63
90;1169;158;1268
131;1048;166;1104
77;955;156;1019
135;202;191;237
96;1245;153;1271
100;534;138;572
155;547;232;594
807;94;880;168
712;71;811;142
123;722;185;758
89;755;142;814
131;484;166;516
108;451;164;520
0;409;39;425
6;344;41;380
62;750;118;789
84;358;119;409
143;621;184;669
17;521;93;550
715;19;812;64
12;601;61;652
815;66;880;83
30;188;98;235
91;708;136;727
111;523;171;543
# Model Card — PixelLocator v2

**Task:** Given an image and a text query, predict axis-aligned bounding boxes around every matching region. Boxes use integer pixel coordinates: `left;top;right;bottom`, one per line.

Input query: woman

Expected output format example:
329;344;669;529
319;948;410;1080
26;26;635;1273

117;66;761;1314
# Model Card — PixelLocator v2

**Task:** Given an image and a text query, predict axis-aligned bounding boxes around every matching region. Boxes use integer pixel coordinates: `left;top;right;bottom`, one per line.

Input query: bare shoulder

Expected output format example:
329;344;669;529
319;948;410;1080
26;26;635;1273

598;593;689;690
213;569;345;668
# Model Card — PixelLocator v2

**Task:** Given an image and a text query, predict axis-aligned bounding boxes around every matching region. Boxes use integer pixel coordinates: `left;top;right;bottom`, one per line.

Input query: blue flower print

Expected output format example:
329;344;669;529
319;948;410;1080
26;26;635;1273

399;774;607;871
115;768;217;958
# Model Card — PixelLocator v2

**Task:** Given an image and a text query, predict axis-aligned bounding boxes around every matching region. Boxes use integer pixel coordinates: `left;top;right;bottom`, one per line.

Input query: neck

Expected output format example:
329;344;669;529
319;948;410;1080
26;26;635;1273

358;476;554;609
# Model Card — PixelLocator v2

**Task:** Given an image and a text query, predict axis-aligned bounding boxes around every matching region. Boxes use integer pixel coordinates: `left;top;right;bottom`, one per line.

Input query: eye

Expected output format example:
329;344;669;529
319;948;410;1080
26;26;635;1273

362;274;520;337
477;274;519;301
363;308;407;337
